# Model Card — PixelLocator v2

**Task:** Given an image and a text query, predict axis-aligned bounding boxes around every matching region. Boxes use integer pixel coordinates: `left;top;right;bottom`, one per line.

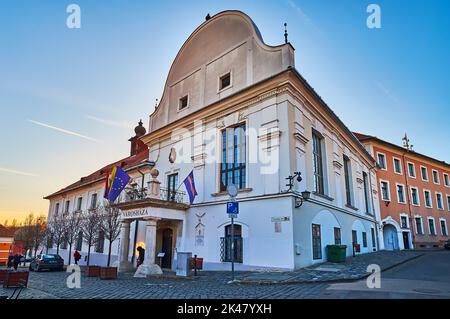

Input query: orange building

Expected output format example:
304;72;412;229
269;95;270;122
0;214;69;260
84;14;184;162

0;225;15;265
355;133;450;250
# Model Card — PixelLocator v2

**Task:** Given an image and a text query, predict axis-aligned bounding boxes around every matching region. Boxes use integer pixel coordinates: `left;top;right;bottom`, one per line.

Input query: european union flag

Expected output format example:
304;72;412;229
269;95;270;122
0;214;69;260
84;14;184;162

104;166;131;203
183;170;198;204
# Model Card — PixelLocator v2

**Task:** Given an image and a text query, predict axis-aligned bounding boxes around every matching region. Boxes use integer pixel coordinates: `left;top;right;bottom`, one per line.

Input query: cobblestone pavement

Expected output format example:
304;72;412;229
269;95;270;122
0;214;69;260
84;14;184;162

1;251;447;299
239;250;423;284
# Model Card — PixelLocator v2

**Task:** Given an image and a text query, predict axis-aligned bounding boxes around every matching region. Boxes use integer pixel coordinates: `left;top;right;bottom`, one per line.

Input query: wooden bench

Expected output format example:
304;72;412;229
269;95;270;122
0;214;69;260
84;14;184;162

0;269;10;284
3;271;29;288
99;267;117;280
85;265;101;277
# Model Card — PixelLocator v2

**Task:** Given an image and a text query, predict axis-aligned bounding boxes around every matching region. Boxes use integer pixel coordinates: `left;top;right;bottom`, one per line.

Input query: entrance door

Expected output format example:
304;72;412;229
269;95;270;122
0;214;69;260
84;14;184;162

223;224;243;263
383;225;399;250
402;232;410;249
161;228;173;269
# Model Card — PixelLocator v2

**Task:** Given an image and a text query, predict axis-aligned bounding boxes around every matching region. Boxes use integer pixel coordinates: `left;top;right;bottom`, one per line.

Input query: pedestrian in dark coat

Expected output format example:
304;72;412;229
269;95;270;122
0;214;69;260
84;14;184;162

13;254;21;271
136;246;145;267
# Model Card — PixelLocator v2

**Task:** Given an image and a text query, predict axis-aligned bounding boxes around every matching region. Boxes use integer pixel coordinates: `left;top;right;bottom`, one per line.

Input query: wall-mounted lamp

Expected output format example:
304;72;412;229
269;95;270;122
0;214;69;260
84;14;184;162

383;200;390;207
295;190;311;208
286;172;302;191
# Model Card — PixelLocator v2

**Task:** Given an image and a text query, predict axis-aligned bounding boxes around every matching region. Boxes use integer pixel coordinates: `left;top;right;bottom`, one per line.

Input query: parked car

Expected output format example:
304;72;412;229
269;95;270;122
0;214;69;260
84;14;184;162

29;254;64;272
445;240;450;250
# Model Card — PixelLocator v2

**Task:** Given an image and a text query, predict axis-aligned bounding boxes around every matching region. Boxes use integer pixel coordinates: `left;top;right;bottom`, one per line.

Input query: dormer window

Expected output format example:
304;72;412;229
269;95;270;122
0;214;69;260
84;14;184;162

179;95;188;110
219;72;231;90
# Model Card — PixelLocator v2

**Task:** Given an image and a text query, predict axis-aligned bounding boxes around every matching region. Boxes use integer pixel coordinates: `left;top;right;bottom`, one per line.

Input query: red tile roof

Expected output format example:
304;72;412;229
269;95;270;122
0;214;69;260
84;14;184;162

44;149;149;199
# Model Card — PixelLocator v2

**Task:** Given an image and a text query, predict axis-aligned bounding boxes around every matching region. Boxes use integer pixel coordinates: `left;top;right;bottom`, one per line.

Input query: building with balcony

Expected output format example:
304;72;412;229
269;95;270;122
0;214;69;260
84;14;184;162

356;133;450;250
45;11;383;273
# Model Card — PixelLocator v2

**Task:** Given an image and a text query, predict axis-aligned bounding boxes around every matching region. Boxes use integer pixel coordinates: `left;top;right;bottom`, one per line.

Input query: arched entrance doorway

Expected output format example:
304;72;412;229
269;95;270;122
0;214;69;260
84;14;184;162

383;224;399;250
161;228;173;269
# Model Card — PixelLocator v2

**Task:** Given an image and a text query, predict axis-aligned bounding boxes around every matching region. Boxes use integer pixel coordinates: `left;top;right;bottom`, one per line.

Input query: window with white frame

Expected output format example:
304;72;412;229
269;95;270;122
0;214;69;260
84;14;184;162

408;162;416;178
396;184;406;204
421;166;428;181
76;197;82;211
312;129;326;195
64;200;70;213
377;153;386;170
400;215;408;229
447;195;450;211
380;181;390;201
440;219;448;236
393;158;402;174
444;173;449;187
55;203;60;216
432;169;440;184
424;190;432;208
343;155;353;206
415;217;424;235
428;218;436;235
410;187;420;206
436;193;443;210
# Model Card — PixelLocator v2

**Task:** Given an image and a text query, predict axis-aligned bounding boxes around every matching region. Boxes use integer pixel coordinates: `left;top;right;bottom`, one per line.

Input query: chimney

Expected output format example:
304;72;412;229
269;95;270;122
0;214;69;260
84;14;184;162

129;120;147;156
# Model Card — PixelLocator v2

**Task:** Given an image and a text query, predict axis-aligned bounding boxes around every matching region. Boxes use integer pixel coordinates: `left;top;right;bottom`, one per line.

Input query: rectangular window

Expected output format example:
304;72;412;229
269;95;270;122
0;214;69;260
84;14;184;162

447;196;450;211
220;124;246;191
95;230;105;253
312;130;325;195
75;231;83;251
343;155;353;206
380;181;390;201
441;220;448;236
401;216;408;229
76;197;82;211
312;224;322;260
421;166;428;181
90;193;97;209
424;190;432;208
352;230;358;244
444;173;449;187
436;193;443;209
64;200;70;213
428;218;436;235
415;217;423;235
397;184;405;203
179;95;188;110
334;227;341;245
362;232;367;248
393;158;402;174
55;203;60;215
408;163;416;178
167;173;179;201
371;228;376;248
410;187;419;206
432;170;440;184
377;153;386;170
219;72;231;90
363;172;371;213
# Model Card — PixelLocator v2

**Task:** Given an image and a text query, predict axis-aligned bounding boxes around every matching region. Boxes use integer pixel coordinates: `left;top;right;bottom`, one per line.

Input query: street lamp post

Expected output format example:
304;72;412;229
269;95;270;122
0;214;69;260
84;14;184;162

226;184;239;282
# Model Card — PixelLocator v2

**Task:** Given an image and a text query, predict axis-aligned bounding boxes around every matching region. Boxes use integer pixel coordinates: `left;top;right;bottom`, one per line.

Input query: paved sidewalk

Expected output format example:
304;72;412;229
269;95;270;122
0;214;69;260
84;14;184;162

236;250;424;284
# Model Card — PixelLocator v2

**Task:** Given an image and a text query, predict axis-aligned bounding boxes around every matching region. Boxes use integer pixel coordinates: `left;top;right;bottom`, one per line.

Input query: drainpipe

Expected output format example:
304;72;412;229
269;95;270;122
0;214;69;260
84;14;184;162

368;164;381;251
401;151;415;249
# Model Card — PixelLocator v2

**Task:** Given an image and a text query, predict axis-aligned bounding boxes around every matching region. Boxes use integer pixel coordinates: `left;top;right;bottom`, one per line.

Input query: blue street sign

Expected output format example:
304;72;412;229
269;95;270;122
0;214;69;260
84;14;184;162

227;201;239;215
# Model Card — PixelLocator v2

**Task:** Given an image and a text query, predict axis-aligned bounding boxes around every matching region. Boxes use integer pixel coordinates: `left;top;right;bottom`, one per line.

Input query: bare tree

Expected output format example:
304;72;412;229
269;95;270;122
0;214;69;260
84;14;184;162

14;213;35;256
65;213;82;265
100;201;122;267
80;208;101;266
31;215;46;257
43;225;55;254
49;214;68;255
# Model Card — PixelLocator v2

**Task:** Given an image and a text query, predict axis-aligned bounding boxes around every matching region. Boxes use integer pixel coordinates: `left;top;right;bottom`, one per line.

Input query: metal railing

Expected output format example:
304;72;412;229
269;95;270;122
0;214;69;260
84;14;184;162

119;186;186;204
220;237;243;263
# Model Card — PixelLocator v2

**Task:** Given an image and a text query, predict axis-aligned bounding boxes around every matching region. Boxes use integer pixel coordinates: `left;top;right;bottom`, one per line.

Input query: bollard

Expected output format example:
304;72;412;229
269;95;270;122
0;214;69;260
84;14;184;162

193;254;197;276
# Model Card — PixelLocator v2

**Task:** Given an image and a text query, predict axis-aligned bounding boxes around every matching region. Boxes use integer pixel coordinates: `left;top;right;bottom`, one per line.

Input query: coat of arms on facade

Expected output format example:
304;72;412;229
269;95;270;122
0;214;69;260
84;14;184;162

195;212;206;246
169;147;177;163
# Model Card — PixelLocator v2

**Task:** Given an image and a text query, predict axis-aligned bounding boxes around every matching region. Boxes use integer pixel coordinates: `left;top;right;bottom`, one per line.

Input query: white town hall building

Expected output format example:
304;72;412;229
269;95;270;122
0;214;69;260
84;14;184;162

45;11;384;273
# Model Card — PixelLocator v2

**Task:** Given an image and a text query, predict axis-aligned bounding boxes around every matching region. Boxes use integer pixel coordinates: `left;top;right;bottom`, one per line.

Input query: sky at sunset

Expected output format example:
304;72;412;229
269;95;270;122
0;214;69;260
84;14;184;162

1;0;449;223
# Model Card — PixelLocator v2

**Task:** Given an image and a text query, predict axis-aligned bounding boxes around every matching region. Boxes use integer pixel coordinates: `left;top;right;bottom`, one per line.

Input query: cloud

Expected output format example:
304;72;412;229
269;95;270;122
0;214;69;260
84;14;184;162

27;119;100;142
86;115;134;129
287;0;312;24
375;81;402;106
0;166;38;177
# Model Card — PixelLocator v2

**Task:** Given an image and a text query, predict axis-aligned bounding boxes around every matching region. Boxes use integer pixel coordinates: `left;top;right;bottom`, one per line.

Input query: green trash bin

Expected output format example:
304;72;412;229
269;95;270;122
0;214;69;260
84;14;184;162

326;245;347;263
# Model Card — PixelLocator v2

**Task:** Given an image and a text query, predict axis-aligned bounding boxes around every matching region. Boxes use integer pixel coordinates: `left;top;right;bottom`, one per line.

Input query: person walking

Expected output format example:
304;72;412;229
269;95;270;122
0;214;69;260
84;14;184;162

13;253;21;271
73;250;81;265
136;246;145;267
